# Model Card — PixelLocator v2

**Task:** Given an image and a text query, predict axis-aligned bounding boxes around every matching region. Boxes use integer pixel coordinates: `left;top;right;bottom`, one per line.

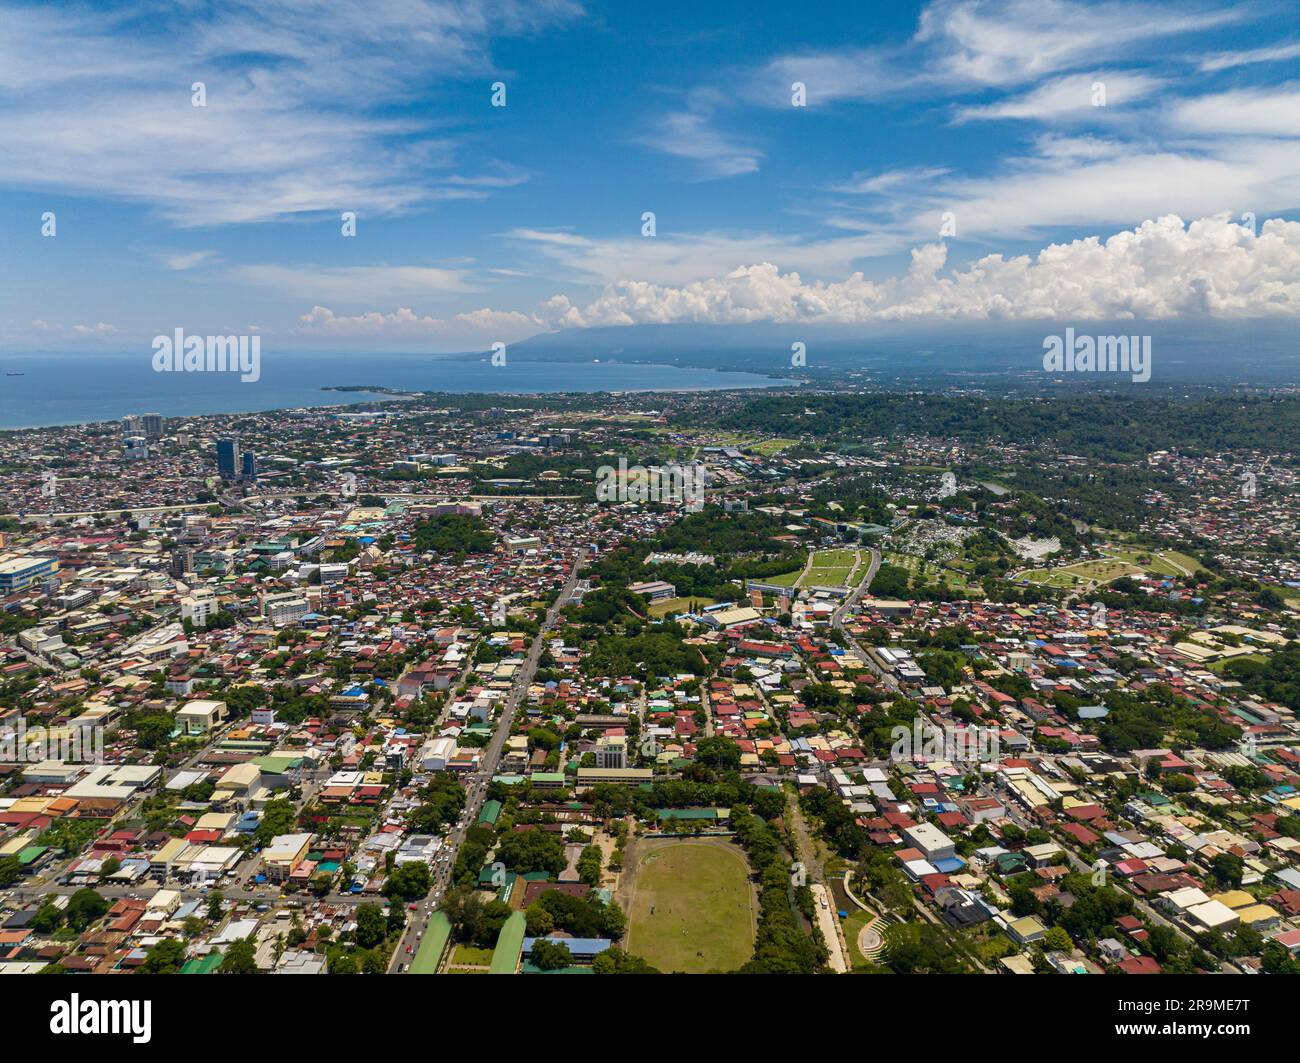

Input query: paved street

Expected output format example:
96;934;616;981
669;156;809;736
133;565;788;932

389;551;587;972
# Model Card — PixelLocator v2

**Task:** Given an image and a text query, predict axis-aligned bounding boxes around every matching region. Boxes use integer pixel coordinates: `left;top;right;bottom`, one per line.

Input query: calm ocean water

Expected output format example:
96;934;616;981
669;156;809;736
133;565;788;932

0;351;784;430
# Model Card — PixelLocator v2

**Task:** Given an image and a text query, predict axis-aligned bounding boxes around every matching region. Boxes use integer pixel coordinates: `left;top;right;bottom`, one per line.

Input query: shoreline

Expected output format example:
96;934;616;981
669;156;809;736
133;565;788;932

0;382;797;435
0;354;792;433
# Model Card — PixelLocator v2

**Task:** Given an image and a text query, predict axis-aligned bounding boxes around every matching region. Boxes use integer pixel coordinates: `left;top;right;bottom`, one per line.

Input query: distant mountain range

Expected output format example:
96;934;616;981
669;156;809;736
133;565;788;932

452;319;1300;393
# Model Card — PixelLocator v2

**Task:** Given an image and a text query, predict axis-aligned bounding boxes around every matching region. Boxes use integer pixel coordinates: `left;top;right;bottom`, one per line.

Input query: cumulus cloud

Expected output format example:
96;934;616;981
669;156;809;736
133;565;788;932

296;214;1300;343
297;305;541;344
538;215;1300;326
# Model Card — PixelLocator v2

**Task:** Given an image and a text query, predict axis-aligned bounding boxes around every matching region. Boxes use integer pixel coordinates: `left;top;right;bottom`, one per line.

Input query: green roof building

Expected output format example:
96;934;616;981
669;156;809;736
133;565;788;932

489;912;526;975
410;911;452;974
181;953;223;975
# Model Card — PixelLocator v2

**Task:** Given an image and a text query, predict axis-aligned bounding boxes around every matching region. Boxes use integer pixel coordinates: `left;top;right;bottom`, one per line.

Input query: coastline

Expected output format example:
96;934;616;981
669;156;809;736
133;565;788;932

0;353;789;432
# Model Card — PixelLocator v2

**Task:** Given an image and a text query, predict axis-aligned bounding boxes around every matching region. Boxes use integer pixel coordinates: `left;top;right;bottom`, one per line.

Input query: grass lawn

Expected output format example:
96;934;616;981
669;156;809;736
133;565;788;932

1152;549;1202;575
625;840;756;974
647;595;717;618
840;908;876;969
687;432;796;456
449;944;494;967
749;437;799;456
886;550;982;597
1208;653;1268;673
805;548;858;587
766;568;804;587
1022;544;1201;589
1022;556;1142;588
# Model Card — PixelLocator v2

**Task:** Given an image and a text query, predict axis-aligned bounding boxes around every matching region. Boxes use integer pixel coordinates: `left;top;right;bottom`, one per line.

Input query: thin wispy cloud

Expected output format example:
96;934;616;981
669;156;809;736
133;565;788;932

1199;41;1300;73
953;73;1165;122
917;0;1246;88
0;0;581;225
635;109;762;180
234;264;478;303
161;250;219;271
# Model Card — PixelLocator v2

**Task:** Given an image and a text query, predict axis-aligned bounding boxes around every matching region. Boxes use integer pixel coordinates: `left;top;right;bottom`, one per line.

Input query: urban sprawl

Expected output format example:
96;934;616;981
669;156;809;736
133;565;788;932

1;389;1299;977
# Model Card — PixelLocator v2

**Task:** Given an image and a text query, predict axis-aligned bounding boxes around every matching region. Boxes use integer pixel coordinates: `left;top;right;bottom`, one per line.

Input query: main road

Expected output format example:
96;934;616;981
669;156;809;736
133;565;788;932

829;547;899;695
390;550;587;972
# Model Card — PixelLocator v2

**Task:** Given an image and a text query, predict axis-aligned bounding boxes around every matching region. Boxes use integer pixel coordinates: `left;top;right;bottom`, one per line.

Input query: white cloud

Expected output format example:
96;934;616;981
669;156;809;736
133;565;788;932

162;250;219;271
32;319;119;337
307;213;1300;341
834;167;952;195
755;47;917;107
748;0;1240;111
1199;41;1300;73
644;0;1251;187
824;128;1300;250
0;1;581;225
536;215;1300;326
509;226;900;286
297;304;540;345
234;264;477;302
1170;84;1300;137
954;73;1164;122
635;110;762;179
918;0;1243;88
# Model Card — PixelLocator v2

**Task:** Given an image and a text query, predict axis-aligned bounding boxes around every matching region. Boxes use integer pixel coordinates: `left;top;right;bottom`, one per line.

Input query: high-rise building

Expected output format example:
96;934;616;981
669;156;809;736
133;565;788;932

170;547;195;577
143;413;164;439
241;450;258;483
216;438;240;480
121;414;143;437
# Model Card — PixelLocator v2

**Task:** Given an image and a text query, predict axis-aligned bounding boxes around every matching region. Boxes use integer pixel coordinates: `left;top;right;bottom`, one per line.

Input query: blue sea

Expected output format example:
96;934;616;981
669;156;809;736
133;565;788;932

0;351;785;430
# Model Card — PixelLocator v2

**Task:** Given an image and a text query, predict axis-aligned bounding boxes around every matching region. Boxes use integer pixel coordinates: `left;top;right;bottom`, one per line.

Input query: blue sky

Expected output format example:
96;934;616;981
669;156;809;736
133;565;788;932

3;0;1300;351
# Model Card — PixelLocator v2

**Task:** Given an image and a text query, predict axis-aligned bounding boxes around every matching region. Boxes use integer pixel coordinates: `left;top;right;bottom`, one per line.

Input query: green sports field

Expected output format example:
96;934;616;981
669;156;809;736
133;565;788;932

1020;546;1198;589
803;548;859;587
625;840;756;973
